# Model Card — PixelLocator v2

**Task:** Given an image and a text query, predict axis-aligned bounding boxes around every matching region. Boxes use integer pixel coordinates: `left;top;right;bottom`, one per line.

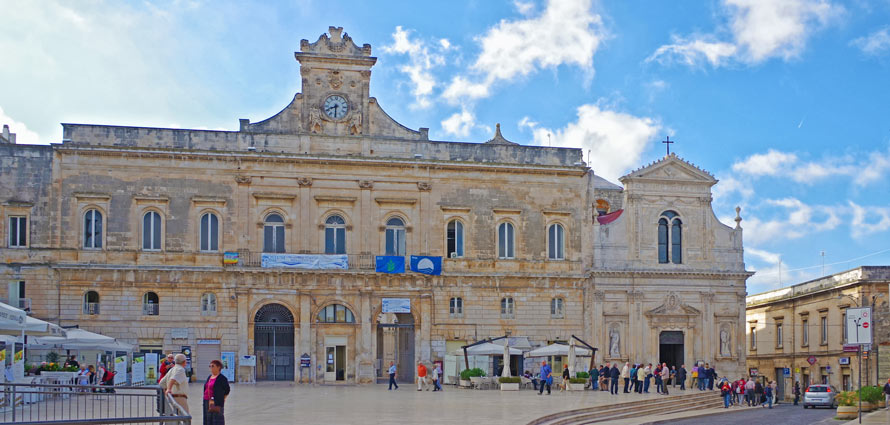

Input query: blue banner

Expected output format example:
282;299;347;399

375;256;405;273
381;298;411;313
410;255;442;275
261;254;348;269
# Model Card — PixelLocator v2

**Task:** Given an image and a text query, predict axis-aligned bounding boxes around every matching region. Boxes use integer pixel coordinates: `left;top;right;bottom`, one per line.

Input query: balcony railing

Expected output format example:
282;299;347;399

83;302;100;315
143;303;159;316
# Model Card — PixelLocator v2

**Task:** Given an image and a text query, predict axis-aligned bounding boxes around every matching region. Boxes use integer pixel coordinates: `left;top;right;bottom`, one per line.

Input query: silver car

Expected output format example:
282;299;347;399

803;384;838;408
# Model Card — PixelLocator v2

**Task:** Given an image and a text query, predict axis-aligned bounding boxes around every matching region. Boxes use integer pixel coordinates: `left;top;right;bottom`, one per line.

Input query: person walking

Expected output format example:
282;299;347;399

660;363;670;395
431;363;442;392
677;364;687;391
793;381;801;406
162;354;190;414
416;362;428;391
745;378;755;406
690;365;698;390
707;364;716;391
538;361;552;395
721;381;732;408
882;378;890;410
387;362;399;390
202;360;230;425
654;364;663;394
621;362;630;393
753;380;763;407
643;363;652;393
636;364;645;393
560;364;570;392
609;363;620;395
629;364;638;393
762;382;773;409
670;366;677;388
599;365;608;391
159;354;175;383
737;378;746;406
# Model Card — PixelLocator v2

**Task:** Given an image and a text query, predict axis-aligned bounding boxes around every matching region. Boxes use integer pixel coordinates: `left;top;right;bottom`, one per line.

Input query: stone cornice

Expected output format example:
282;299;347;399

589;268;753;279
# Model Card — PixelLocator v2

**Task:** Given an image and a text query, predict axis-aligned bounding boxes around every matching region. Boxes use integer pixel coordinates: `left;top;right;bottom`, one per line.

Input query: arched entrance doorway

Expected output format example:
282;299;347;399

376;312;415;383
255;303;295;381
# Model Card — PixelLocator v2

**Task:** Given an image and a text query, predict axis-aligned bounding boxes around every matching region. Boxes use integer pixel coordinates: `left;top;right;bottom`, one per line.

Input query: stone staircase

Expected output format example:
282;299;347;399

527;392;725;425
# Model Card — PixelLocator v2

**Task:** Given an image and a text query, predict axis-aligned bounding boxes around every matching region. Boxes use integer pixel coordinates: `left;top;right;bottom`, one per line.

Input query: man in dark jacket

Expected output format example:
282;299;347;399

677;364;687;390
609;363;620;395
707;365;716;390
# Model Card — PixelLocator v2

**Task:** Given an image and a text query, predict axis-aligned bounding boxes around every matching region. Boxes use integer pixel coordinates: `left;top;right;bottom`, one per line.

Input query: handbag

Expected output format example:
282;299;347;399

208;402;221;414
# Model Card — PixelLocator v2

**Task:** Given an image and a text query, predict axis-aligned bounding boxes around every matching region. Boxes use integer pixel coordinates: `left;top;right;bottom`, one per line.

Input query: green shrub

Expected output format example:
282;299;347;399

46;352;60;364
836;391;858;407
569;378;588;384
575;371;590;379
460;368;486;380
498;376;521;384
858;385;883;403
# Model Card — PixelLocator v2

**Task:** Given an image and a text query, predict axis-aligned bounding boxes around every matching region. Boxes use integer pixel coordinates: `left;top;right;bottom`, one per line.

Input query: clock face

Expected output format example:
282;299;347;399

323;95;349;119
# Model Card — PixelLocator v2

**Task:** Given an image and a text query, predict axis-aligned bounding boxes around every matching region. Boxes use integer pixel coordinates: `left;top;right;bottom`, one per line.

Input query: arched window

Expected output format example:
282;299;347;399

324;215;346;255
317;304;355;323
83;291;100;315
385;217;406;256
201;293;217;314
548;223;565;260
658;211;682;264
500;297;514;318
446;220;464;258
497;222;515;259
142;292;159;316
200;212;219;252
551;297;564;318
263;213;285;253
83;209;103;249
142;211;162;251
449;297;463;317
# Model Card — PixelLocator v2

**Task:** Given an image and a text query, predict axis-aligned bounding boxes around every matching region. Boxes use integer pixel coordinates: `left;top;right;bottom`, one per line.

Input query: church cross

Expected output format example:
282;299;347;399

662;136;674;155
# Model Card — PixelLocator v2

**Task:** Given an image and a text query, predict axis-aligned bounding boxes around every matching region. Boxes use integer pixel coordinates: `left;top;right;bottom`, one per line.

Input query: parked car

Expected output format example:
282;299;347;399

803;384;838;408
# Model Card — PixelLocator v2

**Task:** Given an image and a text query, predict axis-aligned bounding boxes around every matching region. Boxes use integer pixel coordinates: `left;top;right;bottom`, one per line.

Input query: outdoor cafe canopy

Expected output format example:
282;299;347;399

450;342;522;356
525;342;592;357
0;301;67;337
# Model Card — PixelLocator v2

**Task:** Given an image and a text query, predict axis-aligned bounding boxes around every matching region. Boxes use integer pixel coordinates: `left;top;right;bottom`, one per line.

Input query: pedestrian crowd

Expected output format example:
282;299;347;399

156;352;232;425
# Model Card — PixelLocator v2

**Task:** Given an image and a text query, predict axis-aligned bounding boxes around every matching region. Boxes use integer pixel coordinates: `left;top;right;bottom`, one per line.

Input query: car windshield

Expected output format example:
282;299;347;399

808;386;829;392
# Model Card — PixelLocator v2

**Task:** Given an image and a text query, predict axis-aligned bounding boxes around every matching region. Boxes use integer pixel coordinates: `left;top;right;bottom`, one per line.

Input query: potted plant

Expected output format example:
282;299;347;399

459;369;472;387
499;376;521;391
568;377;588;391
462;368;486;388
858;386;883;411
835;391;858;419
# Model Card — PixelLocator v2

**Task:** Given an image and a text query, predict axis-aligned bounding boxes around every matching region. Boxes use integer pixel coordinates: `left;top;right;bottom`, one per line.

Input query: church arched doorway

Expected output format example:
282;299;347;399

376;312;415;383
659;330;684;368
255;303;295;381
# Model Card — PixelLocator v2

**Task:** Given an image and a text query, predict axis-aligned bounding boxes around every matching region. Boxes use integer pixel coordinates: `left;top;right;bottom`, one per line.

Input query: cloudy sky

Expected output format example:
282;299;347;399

2;0;890;294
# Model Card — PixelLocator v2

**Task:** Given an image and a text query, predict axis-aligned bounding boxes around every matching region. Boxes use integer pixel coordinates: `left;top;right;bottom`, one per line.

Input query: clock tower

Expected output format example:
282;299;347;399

240;26;426;140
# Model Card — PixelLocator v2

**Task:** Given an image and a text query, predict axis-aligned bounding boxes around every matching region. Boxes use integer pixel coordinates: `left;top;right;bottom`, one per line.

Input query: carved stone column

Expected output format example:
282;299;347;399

299;293;312;383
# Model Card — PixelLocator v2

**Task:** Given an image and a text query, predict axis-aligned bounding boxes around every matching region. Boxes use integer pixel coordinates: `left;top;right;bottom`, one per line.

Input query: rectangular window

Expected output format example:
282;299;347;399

449;297;463;317
501;297;514;318
802;319;809;346
820;316;828;344
8;216;26;247
776;323;783;348
842;311;848;343
657;220;668;263
750;326;756;350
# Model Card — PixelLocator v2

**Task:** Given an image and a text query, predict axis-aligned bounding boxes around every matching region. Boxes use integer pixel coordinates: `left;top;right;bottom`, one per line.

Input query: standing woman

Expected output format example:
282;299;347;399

203;360;230;425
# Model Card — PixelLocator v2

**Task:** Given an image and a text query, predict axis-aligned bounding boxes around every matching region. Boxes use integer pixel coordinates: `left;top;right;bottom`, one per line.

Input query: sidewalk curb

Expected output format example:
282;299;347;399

841;408;890;425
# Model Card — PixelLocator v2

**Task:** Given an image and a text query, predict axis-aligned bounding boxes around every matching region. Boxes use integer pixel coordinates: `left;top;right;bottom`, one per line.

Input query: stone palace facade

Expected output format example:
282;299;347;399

0;27;751;384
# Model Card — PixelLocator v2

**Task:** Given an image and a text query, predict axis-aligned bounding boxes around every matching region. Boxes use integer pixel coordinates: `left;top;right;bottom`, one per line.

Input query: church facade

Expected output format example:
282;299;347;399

0;27;750;383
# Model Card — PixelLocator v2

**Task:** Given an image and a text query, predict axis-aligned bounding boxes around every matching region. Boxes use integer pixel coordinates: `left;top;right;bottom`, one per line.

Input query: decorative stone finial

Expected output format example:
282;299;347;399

734;206;742;229
485;123;517;145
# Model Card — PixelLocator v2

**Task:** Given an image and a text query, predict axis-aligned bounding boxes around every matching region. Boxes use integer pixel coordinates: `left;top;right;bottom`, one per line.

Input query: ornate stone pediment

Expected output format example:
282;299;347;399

620;153;717;186
644;292;701;318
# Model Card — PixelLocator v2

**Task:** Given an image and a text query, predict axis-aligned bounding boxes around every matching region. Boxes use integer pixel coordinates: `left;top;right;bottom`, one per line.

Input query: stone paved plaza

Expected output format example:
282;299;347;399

187;383;714;425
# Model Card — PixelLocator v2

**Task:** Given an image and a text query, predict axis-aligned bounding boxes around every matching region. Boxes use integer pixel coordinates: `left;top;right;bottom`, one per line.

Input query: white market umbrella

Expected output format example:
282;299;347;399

65;340;134;352
526;343;592;358
35;328;113;346
501;341;511;378
568;339;577;375
451;342;522;356
0;302;27;333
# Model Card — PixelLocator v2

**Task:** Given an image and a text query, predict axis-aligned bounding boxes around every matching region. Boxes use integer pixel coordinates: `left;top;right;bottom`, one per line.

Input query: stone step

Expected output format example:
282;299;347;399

528;392;723;425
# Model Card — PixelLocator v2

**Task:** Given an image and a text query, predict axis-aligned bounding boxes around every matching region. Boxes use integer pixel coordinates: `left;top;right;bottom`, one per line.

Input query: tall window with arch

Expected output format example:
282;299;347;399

385;217;406;256
83;291;100;315
263;213;285;253
142;211;162;251
142;292;159;316
657;210;682;264
200;212;219;252
201;293;217;315
498;222;515;259
324;215;346;254
446;219;464;258
548;223;565;260
317;304;355;323
83;209;103;249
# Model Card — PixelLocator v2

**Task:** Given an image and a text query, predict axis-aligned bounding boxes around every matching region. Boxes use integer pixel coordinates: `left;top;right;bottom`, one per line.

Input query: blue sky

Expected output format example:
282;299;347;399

2;0;890;294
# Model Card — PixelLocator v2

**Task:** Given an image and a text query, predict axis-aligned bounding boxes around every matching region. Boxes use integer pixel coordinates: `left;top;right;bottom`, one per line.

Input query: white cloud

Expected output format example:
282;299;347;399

851;27;890;56
747;247;781;264
443;0;607;105
0;106;41;144
520;103;659;181
383;26;448;109
441;108;477;138
648;0;843;67
513;0;536;15
712;175;754;204
742;197;840;244
848;201;890;238
730;148;890;186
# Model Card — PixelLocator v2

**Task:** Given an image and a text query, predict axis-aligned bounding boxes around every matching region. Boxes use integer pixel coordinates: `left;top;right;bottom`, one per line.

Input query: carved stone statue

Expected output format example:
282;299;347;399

349;112;362;135
609;326;620;358
719;327;730;356
309;107;324;133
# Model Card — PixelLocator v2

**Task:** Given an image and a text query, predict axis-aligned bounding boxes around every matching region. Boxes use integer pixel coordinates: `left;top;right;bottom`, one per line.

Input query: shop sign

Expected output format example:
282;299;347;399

240;355;256;367
382;298;411;313
839;357;850;365
171;328;189;339
300;353;311;367
843;344;860;352
782;368;791;377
